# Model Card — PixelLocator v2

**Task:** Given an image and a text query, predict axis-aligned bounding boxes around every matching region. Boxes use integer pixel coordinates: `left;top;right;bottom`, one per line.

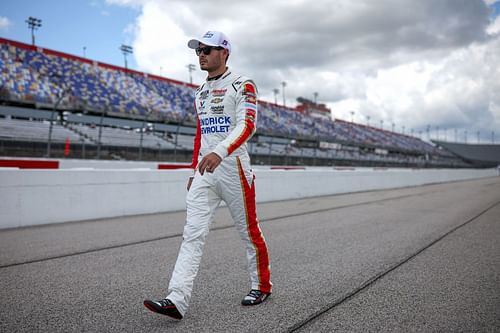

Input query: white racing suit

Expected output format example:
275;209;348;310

166;69;272;316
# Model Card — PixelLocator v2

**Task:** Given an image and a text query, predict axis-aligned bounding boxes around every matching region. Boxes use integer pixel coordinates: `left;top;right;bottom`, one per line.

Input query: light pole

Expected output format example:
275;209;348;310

281;81;287;106
83;46;86;58
186;64;196;84
86;71;105;159
120;44;133;70
47;86;72;157
350;111;355;123
139;112;151;160
366;115;370;126
26;17;42;46
272;88;279;105
313;92;318;104
380;119;384;130
139;78;158;160
96;106;107;159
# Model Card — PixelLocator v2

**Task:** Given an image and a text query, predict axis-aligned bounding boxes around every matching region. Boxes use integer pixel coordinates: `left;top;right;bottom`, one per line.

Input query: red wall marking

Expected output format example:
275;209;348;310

0;159;60;169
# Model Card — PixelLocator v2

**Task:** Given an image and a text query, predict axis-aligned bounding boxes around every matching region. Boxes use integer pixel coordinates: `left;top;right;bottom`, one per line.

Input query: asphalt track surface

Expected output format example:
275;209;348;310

1;177;499;332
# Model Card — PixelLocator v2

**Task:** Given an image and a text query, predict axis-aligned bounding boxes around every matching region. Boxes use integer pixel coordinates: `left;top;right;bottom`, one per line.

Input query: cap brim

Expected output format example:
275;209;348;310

187;38;219;49
187;39;201;49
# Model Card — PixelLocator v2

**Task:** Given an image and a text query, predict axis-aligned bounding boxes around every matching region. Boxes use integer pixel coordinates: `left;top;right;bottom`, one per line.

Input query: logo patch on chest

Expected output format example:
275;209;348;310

210;97;224;104
210;105;225;114
200;90;209;100
212;89;227;97
200;116;231;134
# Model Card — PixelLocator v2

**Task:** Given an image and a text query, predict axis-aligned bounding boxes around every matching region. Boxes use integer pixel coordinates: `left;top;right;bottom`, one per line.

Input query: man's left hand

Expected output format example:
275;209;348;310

198;153;222;175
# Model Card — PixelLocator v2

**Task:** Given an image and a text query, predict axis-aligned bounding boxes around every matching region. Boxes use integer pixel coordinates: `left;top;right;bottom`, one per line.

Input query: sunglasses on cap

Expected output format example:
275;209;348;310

195;45;224;56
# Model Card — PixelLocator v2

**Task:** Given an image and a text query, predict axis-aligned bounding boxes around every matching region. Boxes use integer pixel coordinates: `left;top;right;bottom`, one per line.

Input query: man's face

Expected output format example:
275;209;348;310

196;43;227;72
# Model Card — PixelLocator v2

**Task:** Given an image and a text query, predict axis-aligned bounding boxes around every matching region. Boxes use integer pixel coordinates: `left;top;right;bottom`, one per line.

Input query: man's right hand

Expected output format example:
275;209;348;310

187;176;194;191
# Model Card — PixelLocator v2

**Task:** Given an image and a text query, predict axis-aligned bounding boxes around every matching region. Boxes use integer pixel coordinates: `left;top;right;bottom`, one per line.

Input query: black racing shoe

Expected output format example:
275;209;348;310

143;298;183;319
241;289;271;306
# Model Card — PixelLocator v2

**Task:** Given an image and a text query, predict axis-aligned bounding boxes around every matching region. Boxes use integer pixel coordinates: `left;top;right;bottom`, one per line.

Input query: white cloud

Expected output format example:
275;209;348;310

327;36;500;135
483;0;499;6
129;1;199;82
0;16;11;31
108;0;500;141
105;0;145;9
487;15;500;34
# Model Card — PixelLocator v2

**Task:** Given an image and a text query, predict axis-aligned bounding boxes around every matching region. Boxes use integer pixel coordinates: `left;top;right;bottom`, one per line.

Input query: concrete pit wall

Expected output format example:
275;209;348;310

0;166;497;229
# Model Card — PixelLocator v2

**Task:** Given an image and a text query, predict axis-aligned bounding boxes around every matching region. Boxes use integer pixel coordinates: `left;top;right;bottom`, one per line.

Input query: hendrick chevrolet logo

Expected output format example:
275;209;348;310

200;116;231;134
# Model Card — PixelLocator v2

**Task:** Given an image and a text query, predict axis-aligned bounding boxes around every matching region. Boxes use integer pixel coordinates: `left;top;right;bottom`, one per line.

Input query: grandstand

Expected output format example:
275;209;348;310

0;37;472;167
432;141;500;168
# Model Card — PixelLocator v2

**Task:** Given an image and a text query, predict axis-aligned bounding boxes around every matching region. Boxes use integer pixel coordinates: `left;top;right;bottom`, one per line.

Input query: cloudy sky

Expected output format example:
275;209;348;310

1;0;500;143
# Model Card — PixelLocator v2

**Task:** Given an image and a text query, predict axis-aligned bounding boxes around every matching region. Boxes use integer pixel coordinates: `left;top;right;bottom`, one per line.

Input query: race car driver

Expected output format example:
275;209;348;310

144;31;272;320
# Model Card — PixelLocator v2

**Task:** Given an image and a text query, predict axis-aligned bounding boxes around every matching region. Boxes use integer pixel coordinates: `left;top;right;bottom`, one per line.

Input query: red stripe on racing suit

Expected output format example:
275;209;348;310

190;117;202;170
226;82;257;156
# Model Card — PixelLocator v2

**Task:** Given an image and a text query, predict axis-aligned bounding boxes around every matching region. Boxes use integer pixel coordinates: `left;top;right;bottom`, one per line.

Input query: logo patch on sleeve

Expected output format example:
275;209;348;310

243;83;256;96
245;95;257;104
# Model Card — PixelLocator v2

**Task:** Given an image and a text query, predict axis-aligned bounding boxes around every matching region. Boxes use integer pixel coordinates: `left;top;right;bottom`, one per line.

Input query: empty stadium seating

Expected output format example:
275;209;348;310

0;117;81;142
69;123;175;149
0;37;467;167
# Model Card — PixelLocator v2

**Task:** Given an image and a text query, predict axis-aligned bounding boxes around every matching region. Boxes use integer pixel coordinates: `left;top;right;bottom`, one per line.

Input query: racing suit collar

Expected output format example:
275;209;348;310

207;67;230;81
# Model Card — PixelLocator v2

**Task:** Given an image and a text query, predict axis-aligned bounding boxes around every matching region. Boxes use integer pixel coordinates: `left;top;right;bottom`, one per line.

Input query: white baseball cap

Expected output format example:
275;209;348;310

188;31;231;54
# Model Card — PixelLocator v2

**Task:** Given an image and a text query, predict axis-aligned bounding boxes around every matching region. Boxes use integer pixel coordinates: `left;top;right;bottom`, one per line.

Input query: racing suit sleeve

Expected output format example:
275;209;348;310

190;117;201;173
212;81;257;159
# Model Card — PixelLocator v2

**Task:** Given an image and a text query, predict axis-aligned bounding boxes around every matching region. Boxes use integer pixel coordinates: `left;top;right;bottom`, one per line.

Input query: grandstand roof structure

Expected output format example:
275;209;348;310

433;141;500;167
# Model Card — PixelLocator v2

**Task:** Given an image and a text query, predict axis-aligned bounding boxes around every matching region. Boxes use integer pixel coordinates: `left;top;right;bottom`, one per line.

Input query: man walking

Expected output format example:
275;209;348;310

144;31;272;320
